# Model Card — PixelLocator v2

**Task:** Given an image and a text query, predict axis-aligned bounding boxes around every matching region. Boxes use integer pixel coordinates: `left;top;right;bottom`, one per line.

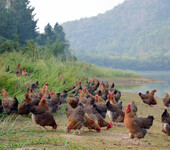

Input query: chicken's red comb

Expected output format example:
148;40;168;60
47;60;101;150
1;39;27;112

51;91;54;94
1;89;4;94
127;104;131;107
93;77;96;81
83;87;87;90
106;122;113;130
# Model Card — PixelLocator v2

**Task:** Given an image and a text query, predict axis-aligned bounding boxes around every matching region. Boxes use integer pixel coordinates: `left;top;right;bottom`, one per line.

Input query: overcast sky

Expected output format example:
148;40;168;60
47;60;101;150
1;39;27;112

29;0;125;32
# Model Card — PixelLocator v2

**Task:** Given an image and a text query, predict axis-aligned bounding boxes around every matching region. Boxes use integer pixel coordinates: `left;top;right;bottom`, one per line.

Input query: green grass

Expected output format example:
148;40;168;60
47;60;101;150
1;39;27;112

0;51;139;102
0;93;169;150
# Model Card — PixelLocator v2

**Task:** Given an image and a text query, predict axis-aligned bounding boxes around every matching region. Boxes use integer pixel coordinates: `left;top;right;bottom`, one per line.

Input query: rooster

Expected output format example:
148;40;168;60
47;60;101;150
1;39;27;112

161;109;170;136
139;89;157;106
124;104;154;145
1;89;18;115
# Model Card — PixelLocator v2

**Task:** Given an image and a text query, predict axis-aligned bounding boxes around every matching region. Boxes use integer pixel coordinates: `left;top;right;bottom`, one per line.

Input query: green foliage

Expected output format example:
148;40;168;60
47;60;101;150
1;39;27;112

62;0;170;70
0;0;38;44
36;22;69;57
0;35;20;53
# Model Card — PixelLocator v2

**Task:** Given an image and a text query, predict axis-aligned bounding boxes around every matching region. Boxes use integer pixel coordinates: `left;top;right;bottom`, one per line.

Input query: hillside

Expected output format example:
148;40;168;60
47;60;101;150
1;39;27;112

62;0;170;70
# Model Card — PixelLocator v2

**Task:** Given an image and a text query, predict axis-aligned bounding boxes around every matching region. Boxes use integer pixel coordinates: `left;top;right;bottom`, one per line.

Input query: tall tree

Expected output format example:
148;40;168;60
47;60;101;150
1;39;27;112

0;0;38;44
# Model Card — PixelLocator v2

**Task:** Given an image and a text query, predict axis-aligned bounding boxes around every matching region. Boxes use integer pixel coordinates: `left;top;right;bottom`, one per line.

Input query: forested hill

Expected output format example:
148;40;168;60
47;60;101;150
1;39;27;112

62;0;170;70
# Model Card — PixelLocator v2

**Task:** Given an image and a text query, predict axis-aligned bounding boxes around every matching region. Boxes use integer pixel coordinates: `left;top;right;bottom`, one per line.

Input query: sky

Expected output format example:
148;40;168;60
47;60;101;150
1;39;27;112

29;0;125;33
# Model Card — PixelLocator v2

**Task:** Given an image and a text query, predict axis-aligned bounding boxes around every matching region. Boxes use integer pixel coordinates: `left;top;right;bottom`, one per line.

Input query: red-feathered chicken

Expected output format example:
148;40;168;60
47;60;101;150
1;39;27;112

139;89;157;106
124;104;154;145
1;89;18;115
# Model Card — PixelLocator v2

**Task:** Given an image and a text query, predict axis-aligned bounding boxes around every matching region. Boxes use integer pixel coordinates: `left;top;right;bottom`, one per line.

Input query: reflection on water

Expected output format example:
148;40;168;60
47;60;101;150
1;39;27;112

116;71;170;98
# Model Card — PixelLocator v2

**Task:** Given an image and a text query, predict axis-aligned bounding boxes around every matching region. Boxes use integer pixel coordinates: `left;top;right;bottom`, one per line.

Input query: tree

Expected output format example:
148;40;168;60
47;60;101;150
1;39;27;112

0;0;38;44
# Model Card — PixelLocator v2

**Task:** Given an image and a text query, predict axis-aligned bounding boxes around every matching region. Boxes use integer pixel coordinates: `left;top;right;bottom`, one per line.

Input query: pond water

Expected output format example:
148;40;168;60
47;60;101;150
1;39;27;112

116;71;170;98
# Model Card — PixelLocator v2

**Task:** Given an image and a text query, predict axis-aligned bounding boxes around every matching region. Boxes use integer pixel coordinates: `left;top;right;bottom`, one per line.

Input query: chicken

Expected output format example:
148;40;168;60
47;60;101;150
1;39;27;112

84;113;101;132
0;99;3;114
47;91;61;113
106;101;124;125
131;100;138;117
18;93;32;115
139;90;157;106
124;104;154;145
108;93;116;104
109;82;115;92
42;83;50;99
30;81;39;91
87;105;112;130
0;60;3;68
161;109;170;136
65;107;74;118
0;60;9;72
113;89;121;103
163;93;170;108
69;97;79;108
22;66;32;76
27;104;57;130
66;106;101;132
1;89;18;115
83;87;90;98
60;90;68;103
92;102;107;119
88;80;100;94
66;103;86;132
14;63;21;75
108;93;122;110
38;96;49;111
94;94;105;103
101;82;108;100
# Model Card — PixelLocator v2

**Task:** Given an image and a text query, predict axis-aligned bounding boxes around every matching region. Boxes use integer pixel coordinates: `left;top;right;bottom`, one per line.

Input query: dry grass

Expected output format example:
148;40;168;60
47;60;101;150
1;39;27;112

0;92;170;150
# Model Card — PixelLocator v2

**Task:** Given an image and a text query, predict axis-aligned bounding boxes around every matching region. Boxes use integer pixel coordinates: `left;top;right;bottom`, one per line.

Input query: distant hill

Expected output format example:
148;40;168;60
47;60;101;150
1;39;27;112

62;0;170;70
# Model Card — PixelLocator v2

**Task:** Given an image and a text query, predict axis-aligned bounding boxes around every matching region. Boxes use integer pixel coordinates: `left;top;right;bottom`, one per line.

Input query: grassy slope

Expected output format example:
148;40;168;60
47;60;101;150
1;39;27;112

0;52;139;102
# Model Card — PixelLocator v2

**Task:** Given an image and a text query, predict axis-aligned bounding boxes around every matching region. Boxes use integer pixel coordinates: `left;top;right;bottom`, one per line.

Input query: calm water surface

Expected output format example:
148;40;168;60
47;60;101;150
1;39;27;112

116;71;170;98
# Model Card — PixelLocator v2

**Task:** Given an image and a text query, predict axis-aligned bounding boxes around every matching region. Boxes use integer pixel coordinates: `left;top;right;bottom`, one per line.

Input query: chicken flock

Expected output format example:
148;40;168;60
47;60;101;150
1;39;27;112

0;63;170;145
